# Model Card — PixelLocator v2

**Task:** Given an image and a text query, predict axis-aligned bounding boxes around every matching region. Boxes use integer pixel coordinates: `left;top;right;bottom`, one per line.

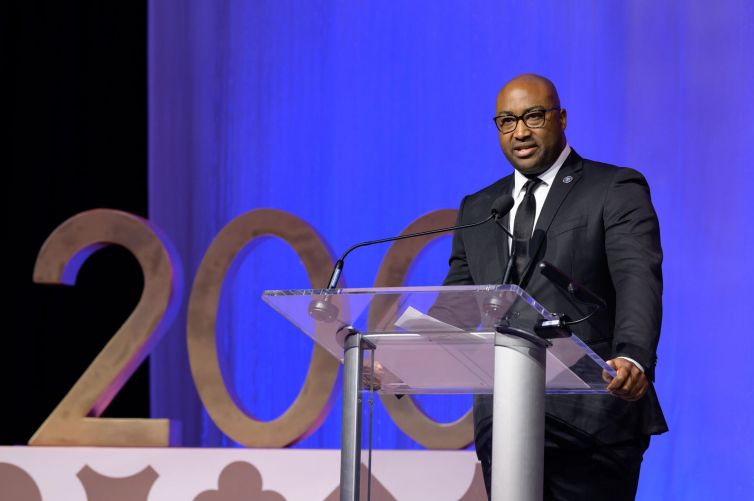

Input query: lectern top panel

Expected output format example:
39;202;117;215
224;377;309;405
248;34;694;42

262;285;612;394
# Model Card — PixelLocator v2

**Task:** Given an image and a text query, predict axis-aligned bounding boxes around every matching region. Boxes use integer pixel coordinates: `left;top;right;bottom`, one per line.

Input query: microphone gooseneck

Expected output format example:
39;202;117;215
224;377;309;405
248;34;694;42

326;194;514;289
493;197;516;284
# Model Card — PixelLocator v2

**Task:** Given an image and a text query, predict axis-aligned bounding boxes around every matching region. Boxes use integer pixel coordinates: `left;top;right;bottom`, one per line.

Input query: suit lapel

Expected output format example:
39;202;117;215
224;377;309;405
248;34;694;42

520;150;584;281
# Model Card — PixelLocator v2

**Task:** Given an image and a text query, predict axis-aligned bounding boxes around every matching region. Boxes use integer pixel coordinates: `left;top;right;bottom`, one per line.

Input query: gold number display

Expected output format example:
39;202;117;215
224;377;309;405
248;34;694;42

186;209;341;447
30;208;468;448
29;209;183;446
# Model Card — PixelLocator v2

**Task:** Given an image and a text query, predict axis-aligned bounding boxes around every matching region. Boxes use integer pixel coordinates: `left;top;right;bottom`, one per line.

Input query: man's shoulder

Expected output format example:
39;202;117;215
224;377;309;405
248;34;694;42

467;175;512;199
577;153;649;183
456;175;513;215
574;155;655;206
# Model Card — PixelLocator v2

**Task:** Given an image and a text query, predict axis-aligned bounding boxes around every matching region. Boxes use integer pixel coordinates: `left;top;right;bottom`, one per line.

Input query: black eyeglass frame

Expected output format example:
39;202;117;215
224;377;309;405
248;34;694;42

492;107;561;133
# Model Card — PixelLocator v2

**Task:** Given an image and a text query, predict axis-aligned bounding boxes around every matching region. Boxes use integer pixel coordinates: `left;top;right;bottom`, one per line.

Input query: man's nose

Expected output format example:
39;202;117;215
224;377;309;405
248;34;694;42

513;118;531;138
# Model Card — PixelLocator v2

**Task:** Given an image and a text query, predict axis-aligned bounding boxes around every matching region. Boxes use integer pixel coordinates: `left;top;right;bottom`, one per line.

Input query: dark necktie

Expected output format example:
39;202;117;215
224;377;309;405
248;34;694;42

512;178;542;284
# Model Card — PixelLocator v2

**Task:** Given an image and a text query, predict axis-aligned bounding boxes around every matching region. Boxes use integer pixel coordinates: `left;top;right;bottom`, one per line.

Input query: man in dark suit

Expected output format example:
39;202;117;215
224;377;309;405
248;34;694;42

442;74;668;500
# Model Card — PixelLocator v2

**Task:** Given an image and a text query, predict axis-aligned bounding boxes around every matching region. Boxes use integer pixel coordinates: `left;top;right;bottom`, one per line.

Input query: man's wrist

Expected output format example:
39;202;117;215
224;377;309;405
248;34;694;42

616;356;644;373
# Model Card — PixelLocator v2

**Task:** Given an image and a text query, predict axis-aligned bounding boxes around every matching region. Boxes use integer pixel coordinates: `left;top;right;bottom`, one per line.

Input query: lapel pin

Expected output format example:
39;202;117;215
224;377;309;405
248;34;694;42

562;175;573;184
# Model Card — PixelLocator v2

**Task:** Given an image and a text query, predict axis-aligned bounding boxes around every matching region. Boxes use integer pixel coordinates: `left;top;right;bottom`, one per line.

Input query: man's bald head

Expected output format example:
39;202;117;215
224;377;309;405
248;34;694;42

494;74;567;175
499;74;561;109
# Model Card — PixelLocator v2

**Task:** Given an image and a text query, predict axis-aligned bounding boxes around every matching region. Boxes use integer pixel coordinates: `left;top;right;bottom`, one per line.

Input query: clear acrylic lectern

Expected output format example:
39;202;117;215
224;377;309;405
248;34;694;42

262;285;614;501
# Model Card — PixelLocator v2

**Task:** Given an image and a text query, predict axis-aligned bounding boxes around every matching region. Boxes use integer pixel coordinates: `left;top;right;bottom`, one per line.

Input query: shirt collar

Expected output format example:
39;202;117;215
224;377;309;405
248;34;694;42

513;143;572;196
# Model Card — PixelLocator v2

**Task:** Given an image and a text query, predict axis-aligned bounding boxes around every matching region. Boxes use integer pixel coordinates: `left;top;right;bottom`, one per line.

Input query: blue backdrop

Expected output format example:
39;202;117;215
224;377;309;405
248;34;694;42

148;1;754;498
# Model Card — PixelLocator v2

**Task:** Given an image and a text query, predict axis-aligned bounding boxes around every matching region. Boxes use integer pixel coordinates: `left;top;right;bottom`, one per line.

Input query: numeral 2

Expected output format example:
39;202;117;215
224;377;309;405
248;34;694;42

29;209;183;446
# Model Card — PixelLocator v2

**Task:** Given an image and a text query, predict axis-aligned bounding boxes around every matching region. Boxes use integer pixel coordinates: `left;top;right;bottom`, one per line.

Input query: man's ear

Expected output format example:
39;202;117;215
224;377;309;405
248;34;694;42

559;108;567;130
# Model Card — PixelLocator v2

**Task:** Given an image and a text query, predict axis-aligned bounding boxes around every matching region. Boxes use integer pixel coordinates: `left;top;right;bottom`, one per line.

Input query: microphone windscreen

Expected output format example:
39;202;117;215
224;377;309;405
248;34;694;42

490;194;514;217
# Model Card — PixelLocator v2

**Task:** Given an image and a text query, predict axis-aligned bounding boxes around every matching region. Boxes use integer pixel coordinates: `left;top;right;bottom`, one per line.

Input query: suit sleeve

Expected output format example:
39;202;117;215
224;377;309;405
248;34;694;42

603;168;663;380
442;195;475;286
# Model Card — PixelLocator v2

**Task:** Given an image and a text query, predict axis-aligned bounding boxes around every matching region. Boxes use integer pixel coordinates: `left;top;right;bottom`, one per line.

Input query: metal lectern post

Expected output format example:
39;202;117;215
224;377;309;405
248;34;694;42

340;330;363;501
491;330;547;501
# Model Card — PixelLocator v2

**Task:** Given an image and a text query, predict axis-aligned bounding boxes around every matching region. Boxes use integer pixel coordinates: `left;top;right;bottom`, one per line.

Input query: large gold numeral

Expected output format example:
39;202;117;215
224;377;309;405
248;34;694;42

29;210;183;446
186;209;341;447
370;209;474;449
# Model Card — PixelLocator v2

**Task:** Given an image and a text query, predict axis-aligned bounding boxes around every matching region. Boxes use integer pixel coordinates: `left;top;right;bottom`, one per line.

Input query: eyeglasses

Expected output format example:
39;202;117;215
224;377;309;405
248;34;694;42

492;107;561;133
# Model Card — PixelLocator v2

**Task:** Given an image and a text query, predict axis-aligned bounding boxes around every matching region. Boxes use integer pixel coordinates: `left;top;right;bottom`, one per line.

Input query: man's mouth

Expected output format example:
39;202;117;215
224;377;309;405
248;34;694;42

513;144;537;158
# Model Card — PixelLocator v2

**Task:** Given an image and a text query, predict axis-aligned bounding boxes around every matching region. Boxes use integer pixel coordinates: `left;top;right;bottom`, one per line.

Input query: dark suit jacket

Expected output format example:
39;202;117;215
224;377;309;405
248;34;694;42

442;149;668;444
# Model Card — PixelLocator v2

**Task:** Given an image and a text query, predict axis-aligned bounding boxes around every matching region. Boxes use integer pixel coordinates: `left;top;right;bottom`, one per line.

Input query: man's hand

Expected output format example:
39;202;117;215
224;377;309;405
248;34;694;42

362;360;385;391
602;358;648;401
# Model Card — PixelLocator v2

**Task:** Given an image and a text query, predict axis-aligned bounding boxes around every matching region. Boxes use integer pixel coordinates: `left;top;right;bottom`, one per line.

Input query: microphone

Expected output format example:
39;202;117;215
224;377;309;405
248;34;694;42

537;261;606;309
325;194;514;289
530;261;608;339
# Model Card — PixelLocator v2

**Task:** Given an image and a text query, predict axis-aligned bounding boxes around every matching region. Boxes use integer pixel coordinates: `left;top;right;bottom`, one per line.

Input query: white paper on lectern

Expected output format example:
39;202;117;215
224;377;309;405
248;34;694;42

395;306;489;341
394;306;464;332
